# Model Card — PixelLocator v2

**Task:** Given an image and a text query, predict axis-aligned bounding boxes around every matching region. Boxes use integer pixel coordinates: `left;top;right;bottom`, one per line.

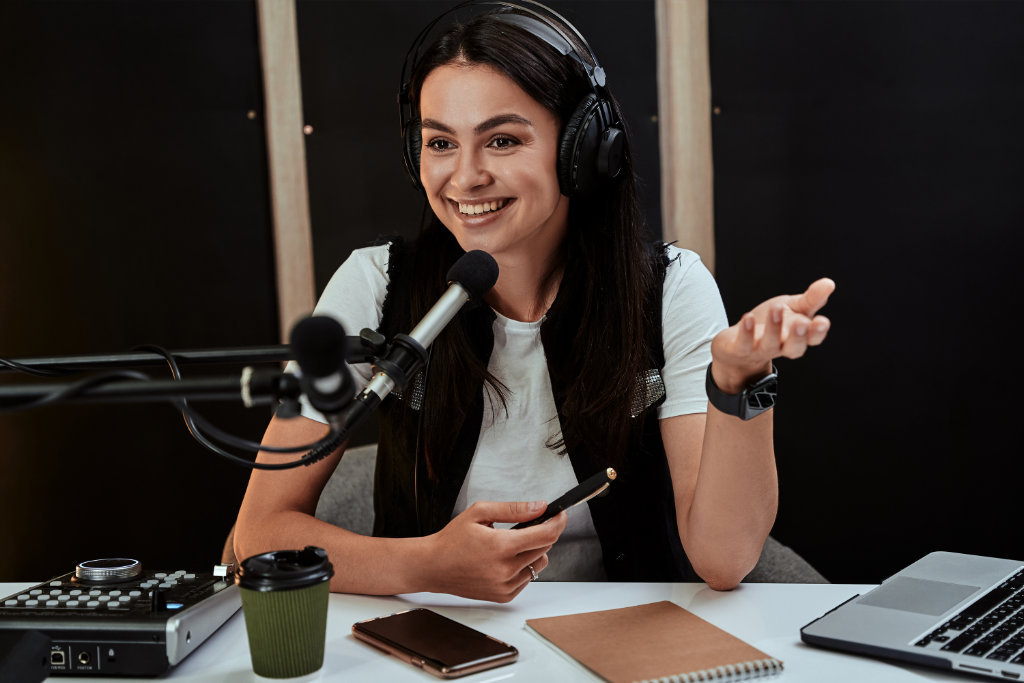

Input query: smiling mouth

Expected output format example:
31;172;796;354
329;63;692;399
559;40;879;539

454;198;512;216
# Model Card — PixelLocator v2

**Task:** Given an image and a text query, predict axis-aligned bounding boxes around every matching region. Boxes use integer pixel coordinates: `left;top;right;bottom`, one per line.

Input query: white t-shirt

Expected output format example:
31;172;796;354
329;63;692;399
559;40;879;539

301;243;728;580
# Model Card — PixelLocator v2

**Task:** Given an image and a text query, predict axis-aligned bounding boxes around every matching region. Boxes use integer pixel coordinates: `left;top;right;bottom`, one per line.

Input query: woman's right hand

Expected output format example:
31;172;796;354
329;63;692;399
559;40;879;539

422;501;567;603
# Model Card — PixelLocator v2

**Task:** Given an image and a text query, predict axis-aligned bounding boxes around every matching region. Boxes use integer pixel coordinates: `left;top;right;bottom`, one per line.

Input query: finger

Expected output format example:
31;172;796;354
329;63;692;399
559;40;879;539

761;304;785;353
527;552;550;580
534;552;550;574
735;312;756;354
515;544;553;581
516;551;550;586
471;547;551;604
541;509;567;531
780;316;811;359
510;511;567;551
489;578;530;603
781;324;811;359
500;574;533;602
790;278;836;317
782;313;832;357
468;500;547;524
497;553;551;602
519;544;552;560
806;315;831;346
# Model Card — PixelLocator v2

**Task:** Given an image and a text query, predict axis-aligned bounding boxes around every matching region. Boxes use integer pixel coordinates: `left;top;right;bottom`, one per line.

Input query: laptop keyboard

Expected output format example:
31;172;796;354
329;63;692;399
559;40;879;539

914;568;1024;663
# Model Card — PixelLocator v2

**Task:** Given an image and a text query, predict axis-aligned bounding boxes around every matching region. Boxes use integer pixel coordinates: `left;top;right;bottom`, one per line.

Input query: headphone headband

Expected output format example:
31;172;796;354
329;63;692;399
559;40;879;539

399;1;610;109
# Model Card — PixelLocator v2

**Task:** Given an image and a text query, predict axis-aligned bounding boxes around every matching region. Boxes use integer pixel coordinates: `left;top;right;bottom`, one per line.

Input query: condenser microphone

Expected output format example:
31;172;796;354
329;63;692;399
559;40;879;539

347;250;498;426
407;249;499;354
290;315;355;426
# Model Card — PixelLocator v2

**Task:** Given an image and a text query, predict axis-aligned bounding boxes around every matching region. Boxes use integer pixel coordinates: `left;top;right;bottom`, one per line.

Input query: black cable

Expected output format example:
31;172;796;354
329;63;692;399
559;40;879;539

135;345;347;470
1;369;152;410
296;430;347;467
170;398;345;470
0;357;79;377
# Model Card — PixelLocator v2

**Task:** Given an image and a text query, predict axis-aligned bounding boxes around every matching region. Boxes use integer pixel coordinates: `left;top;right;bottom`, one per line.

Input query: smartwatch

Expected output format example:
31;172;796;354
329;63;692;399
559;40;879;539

705;363;778;420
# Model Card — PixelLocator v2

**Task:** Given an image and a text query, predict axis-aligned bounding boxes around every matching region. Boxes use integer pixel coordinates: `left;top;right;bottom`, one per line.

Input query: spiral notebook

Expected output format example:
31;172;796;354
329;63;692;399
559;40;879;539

525;600;782;682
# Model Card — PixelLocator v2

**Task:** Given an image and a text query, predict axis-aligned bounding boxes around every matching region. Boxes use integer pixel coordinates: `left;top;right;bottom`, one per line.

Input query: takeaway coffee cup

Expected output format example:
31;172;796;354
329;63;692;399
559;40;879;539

236;546;334;678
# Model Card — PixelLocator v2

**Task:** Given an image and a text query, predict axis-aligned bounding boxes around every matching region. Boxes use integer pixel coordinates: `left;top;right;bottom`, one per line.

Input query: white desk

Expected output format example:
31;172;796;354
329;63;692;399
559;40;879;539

2;581;968;682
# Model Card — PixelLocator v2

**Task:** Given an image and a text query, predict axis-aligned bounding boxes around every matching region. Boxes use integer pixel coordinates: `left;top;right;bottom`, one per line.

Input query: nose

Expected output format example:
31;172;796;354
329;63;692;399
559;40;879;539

450;148;491;192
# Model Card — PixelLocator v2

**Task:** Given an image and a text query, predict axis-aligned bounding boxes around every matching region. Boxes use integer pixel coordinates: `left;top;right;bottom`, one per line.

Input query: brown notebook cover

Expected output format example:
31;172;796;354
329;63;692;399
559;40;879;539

525;600;783;682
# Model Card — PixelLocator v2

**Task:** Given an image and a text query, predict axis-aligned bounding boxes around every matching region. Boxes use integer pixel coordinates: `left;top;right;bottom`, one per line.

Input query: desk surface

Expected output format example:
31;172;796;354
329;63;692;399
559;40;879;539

2;581;968;682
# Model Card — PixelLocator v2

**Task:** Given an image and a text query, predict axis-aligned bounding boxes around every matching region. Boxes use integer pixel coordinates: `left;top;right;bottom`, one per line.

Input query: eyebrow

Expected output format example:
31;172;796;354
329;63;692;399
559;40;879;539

420;113;533;135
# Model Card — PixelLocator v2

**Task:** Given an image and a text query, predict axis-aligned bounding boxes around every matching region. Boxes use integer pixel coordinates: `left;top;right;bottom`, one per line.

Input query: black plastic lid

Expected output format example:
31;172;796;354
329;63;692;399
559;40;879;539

235;546;334;592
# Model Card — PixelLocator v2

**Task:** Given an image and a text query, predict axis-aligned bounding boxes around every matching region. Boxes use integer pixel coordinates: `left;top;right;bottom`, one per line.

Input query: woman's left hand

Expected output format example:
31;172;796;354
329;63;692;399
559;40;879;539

710;278;836;392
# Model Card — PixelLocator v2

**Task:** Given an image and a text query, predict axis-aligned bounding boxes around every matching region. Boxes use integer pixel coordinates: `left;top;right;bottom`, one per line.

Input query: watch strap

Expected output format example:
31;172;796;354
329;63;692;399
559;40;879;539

705;363;778;420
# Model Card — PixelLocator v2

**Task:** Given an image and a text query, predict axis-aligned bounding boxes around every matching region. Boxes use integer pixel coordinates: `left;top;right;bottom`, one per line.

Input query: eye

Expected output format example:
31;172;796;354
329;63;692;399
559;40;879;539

488;136;520;150
425;138;454;152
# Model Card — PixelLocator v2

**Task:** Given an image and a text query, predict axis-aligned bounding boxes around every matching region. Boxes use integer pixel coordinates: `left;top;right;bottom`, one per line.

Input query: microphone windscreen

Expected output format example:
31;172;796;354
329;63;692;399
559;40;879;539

446;250;499;299
290;316;347;378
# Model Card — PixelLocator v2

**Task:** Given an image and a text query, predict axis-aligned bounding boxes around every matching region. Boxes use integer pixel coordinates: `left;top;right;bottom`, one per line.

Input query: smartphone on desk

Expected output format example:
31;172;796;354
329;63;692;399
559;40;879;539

352;608;518;678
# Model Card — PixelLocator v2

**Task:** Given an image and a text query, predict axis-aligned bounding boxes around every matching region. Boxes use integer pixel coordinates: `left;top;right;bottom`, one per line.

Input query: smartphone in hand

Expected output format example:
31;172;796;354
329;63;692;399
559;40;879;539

511;467;617;530
352;608;518;678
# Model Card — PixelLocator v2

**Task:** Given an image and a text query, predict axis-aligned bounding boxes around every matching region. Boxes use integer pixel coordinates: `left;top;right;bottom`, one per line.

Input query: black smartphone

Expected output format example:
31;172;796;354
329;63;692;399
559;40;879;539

511;467;617;530
352;608;518;678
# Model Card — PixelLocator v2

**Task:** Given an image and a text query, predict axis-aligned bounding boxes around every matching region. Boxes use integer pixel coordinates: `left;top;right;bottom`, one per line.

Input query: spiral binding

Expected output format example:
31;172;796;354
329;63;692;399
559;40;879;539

636;657;783;683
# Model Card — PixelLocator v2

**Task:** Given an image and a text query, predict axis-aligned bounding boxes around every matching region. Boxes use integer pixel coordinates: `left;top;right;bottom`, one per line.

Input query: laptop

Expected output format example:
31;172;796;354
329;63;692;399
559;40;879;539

801;551;1024;680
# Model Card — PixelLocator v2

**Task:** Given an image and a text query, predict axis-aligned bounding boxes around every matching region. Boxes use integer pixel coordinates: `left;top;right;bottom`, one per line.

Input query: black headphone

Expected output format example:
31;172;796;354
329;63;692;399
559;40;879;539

398;0;625;197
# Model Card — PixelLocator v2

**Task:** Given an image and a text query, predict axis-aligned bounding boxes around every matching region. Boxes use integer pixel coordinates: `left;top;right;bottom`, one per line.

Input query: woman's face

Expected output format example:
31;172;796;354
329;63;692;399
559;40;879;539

417;62;569;266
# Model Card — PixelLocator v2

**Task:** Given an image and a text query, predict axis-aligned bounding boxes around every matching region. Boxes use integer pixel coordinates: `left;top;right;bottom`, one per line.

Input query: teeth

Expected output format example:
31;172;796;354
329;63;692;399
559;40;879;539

458;199;507;215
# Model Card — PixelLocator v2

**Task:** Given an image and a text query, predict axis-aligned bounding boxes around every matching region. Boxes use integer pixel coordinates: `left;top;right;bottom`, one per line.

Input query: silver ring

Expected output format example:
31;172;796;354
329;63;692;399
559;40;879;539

528;564;538;581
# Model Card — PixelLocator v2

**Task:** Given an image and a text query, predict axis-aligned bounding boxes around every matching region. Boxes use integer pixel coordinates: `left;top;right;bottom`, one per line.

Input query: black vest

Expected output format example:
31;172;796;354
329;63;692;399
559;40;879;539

371;238;697;582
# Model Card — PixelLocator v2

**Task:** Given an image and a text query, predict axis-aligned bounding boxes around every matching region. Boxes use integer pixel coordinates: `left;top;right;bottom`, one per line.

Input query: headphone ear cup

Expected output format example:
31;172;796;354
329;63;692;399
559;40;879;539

403;117;423;190
557;95;596;196
597;125;625;180
557;94;624;196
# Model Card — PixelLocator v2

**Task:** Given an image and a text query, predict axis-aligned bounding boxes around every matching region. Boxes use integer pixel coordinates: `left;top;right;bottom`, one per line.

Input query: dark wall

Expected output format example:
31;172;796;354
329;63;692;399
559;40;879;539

709;1;1024;583
0;2;277;580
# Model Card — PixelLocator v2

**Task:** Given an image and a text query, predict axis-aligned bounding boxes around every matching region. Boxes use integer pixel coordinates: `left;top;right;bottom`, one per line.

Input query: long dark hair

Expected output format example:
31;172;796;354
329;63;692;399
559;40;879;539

401;8;658;477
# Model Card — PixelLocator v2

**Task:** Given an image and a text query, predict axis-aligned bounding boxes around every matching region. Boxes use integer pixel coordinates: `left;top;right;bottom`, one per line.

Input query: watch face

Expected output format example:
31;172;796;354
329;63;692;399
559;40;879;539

744;376;778;417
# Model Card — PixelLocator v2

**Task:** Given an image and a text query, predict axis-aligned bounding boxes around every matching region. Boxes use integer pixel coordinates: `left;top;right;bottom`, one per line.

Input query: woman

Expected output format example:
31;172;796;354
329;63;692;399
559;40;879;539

233;3;834;603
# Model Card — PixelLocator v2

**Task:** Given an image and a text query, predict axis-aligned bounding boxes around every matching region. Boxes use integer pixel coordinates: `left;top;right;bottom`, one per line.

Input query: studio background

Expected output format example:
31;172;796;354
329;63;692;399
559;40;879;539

1;0;1021;584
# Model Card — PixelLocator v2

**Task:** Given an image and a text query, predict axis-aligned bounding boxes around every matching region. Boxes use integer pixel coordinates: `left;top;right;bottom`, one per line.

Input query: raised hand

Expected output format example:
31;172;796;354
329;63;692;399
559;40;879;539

710;278;835;392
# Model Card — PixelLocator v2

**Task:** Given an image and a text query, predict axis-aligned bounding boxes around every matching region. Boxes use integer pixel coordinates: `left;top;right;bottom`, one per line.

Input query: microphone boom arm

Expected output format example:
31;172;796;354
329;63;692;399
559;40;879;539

0;329;387;375
0;368;302;411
